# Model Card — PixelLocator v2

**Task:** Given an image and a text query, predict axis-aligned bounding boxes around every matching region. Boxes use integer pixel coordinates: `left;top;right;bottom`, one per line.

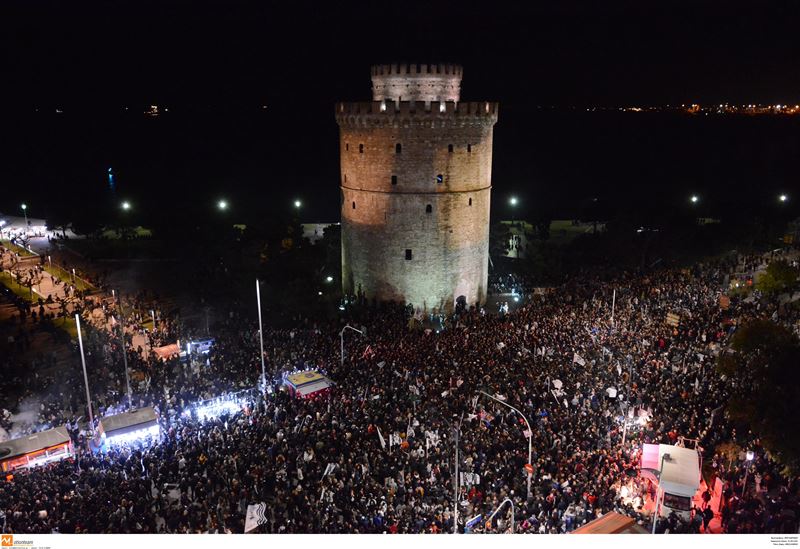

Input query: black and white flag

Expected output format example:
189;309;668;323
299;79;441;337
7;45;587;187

244;502;267;533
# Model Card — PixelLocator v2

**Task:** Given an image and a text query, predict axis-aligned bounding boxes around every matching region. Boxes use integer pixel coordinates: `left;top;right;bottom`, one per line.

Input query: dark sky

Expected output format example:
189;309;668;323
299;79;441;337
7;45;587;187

2;1;799;224
3;0;800;108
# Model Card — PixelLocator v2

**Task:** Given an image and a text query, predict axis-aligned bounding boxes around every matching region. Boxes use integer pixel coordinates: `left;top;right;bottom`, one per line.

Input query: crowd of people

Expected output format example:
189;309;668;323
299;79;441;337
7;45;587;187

1;245;799;534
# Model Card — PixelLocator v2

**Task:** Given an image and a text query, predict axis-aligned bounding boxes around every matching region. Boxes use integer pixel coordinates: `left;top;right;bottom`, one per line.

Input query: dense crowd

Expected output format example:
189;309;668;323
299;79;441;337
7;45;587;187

1;248;799;534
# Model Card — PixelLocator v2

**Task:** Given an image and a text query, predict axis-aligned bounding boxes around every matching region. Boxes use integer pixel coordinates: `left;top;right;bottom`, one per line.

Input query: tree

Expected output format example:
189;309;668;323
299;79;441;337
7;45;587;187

489;222;512;259
717;320;800;473
756;260;799;296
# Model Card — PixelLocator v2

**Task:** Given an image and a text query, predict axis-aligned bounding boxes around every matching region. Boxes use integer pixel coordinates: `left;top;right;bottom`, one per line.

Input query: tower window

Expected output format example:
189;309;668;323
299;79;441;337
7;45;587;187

426;204;432;213
469;198;472;206
391;175;397;185
359;144;364;154
346;143;349;151
467;144;472;153
395;143;402;154
436;174;443;184
343;174;347;183
405;249;412;260
448;144;453;153
352;201;356;209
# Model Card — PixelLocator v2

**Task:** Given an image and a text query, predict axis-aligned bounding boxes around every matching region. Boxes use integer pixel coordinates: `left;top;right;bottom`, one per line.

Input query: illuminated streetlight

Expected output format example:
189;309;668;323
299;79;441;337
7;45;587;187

509;196;518;206
294;200;302;209
21;203;28;229
218;199;228;210
326;276;333;283
690;195;699;204
121;201;131;211
779;194;788;203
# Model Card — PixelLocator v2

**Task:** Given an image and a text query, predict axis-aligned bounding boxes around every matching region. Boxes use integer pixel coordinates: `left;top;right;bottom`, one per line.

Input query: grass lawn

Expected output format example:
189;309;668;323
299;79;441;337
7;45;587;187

44;264;96;292
0;271;78;339
54;315;79;339
1;239;38;257
0;270;32;299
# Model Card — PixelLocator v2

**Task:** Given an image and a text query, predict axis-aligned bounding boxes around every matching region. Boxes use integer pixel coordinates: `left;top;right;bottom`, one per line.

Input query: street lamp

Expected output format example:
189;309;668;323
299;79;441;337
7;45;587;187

218;199;228;210
486;497;515;534
778;194;788;203
689;195;699;204
21;203;28;231
294;199;302;209
509;196;518;206
479;390;533;501
325;276;333;283
256;279;267;394
339;324;363;367
121;201;131;211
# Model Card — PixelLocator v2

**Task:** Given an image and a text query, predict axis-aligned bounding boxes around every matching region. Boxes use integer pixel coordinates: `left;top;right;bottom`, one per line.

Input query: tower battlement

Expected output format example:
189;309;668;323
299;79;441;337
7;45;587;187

370;63;463;77
371;63;463;103
335;100;498;125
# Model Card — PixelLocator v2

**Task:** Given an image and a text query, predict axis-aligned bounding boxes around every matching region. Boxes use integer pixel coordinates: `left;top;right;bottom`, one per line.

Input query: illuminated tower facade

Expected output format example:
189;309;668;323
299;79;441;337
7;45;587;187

336;63;498;312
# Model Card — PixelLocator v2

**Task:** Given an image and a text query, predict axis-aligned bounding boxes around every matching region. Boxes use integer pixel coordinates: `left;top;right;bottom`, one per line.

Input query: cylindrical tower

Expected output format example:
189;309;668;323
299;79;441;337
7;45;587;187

337;64;498;312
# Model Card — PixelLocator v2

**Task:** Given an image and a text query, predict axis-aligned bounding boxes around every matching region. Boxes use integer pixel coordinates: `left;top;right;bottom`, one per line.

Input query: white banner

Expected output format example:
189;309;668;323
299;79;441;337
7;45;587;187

573;353;586;366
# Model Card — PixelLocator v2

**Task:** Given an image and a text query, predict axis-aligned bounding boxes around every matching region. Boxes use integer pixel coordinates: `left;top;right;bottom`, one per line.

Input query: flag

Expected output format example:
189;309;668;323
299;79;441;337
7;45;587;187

377;426;386;449
244;502;267;533
573;353;586;366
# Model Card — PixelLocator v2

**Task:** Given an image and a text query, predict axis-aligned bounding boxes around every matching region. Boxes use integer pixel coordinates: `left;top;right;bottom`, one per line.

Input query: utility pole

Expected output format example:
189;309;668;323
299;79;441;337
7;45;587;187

75;314;95;434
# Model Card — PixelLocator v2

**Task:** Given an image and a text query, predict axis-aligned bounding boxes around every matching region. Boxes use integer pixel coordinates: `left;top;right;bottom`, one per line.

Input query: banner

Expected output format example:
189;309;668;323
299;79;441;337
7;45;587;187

425;430;440;451
244;502;267;533
460;472;481;486
572;353;586;366
666;312;680;327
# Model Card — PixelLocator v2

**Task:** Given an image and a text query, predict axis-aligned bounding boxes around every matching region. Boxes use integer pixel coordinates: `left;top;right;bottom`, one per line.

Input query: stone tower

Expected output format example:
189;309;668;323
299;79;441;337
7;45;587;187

337;63;498;312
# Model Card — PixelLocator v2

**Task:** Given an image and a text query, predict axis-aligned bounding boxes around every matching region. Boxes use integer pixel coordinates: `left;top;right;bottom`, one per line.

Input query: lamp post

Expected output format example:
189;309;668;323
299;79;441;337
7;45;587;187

652;452;671;534
742;450;754;498
256;279;267;393
218;199;228;211
339;324;363;367
21;203;28;231
611;288;616;325
689;195;699;205
486;497;515;534
114;290;133;410
75;314;95;434
778;194;788;203
479;390;533;501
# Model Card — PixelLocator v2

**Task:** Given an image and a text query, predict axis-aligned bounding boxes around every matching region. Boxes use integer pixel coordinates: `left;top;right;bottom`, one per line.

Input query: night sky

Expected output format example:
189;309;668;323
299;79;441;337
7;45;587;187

2;0;800;222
